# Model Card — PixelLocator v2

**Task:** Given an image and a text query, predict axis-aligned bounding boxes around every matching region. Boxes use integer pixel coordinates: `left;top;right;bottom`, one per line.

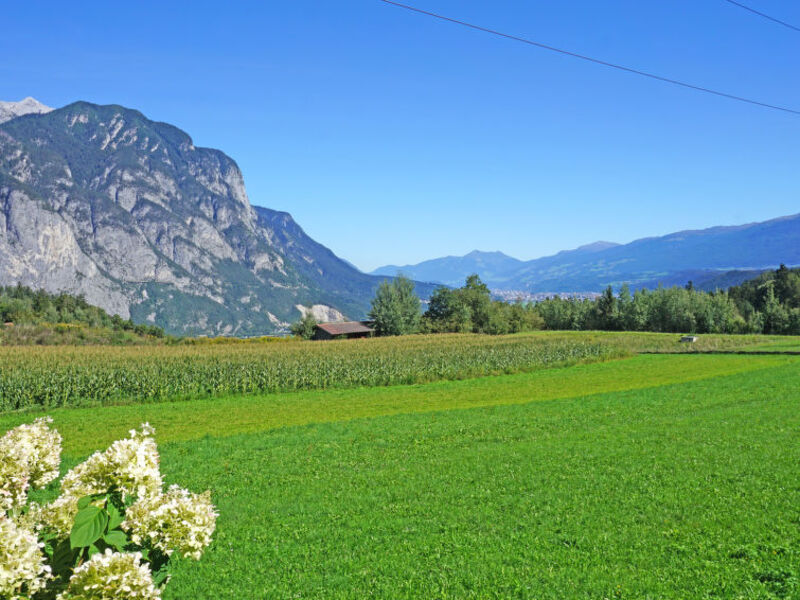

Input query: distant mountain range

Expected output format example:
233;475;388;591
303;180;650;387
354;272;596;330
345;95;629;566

372;250;526;288
372;215;800;292
0;98;434;335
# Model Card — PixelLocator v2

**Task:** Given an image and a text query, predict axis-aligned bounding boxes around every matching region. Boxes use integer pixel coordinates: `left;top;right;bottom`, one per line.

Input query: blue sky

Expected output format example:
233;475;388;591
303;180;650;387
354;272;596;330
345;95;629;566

2;1;798;271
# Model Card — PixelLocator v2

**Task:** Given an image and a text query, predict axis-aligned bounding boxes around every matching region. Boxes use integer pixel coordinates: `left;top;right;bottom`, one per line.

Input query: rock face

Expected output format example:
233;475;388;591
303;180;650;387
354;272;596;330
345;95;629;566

0;97;52;124
295;304;347;323
0;100;417;335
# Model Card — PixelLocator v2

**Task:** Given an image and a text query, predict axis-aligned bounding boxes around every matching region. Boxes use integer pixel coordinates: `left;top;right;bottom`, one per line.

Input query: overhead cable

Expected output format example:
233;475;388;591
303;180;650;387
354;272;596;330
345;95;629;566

378;0;800;116
721;0;800;33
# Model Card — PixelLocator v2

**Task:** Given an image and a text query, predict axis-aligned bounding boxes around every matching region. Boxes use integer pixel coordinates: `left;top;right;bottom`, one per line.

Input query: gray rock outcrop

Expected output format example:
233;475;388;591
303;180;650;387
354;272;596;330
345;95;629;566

0;100;409;335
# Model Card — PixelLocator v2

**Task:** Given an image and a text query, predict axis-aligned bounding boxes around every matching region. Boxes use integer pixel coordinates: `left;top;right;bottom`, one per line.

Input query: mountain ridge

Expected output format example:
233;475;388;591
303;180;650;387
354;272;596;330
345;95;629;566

371;250;524;287
0;99;432;335
372;214;800;292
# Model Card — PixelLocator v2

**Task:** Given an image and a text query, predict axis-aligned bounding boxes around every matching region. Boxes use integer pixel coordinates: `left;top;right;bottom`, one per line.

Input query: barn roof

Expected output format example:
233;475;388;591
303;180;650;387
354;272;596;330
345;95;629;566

316;321;374;335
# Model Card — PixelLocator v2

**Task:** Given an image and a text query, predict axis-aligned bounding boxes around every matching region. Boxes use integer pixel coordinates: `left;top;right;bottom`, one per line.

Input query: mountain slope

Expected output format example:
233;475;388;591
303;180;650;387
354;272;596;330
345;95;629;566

375;215;800;293
371;250;525;287
504;214;800;292
0;100;424;335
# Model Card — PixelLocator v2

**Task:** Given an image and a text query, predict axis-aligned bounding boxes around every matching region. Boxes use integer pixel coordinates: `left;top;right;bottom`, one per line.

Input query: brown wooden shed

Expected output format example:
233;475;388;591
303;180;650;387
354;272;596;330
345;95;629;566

313;321;374;340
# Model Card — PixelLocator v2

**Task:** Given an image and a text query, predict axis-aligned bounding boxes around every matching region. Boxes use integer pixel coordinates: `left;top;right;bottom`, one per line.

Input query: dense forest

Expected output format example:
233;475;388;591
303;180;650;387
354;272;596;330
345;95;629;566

535;264;800;335
0;284;164;343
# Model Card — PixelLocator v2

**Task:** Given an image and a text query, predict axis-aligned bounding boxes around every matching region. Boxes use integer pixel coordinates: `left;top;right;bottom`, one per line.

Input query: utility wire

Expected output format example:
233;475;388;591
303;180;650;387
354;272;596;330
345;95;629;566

721;0;800;33
378;0;800;116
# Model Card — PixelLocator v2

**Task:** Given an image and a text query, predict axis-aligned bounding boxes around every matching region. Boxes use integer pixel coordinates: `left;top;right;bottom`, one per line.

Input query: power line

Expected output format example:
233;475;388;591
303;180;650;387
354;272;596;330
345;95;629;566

721;0;800;33
377;0;800;116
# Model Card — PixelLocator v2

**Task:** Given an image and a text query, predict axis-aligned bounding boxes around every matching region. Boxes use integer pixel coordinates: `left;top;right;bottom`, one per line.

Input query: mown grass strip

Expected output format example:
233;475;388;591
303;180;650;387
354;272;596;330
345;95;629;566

3;353;794;456
157;360;800;599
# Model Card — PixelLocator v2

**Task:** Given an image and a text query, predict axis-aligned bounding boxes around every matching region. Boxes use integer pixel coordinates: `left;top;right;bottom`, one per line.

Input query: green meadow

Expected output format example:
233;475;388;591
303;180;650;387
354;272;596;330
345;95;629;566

3;334;799;598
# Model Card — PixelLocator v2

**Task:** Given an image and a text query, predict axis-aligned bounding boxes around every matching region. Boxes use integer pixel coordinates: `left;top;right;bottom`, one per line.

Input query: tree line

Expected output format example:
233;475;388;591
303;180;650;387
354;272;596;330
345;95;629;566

536;264;800;335
294;265;800;338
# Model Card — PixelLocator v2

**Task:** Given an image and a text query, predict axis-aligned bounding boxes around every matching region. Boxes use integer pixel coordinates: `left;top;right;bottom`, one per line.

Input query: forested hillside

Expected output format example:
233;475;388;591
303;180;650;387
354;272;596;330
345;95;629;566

0;285;164;344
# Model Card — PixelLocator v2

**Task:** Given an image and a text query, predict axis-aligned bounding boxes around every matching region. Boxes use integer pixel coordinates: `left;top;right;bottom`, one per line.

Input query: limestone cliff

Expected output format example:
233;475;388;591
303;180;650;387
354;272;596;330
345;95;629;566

0;100;419;335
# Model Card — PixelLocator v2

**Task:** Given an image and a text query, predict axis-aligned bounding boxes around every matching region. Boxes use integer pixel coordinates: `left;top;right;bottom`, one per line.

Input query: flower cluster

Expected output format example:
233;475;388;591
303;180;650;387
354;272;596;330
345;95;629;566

0;442;30;514
0;418;62;513
56;550;160;600
2;417;62;489
0;420;216;599
0;514;51;599
122;485;218;560
61;424;162;500
39;424;162;538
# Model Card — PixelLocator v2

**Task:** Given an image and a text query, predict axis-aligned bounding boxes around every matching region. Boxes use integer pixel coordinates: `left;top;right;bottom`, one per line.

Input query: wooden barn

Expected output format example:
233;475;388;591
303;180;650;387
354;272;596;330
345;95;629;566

313;321;374;340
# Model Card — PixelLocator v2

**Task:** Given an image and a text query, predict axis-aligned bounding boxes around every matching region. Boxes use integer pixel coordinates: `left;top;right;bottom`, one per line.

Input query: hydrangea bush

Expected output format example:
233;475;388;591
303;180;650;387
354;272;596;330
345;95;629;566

0;418;217;599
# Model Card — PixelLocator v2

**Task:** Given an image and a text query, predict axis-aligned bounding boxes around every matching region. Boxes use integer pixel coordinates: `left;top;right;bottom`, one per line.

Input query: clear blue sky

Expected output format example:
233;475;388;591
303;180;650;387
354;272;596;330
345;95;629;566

2;1;798;271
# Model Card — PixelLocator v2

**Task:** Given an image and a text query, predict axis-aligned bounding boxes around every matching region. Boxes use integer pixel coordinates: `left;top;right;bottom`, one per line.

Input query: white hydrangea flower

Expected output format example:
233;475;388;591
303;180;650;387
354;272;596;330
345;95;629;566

56;549;160;600
36;495;80;538
37;424;162;538
0;441;30;514
1;417;62;514
61;423;162;500
1;417;62;489
0;514;51;599
11;501;44;533
122;485;217;560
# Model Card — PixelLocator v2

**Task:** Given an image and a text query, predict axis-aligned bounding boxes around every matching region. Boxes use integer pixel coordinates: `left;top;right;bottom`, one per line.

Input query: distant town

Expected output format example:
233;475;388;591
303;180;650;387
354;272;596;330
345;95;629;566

491;290;602;303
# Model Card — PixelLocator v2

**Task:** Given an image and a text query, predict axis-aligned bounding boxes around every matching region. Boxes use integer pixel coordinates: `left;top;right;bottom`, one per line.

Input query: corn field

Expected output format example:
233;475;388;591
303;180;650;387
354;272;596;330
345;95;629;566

0;333;627;412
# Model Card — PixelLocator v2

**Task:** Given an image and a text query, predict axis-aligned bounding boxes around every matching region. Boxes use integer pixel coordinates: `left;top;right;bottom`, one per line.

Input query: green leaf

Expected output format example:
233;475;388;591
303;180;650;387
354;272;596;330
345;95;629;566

103;530;129;550
70;506;108;549
107;501;124;531
152;564;171;587
88;543;101;557
77;493;107;510
52;539;79;575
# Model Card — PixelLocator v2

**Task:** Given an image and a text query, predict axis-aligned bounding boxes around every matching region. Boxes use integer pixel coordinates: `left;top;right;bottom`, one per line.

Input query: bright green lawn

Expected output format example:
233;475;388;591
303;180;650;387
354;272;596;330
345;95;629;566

5;353;799;598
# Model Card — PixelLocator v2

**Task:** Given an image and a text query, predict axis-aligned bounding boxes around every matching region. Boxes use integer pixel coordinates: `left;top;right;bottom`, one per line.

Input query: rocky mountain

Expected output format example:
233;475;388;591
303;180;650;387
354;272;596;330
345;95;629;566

374;215;800;293
0;97;52;124
0;99;429;335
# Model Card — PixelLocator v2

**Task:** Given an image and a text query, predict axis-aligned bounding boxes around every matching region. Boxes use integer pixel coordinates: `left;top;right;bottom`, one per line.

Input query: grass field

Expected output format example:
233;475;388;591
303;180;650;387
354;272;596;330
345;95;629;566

4;340;799;598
